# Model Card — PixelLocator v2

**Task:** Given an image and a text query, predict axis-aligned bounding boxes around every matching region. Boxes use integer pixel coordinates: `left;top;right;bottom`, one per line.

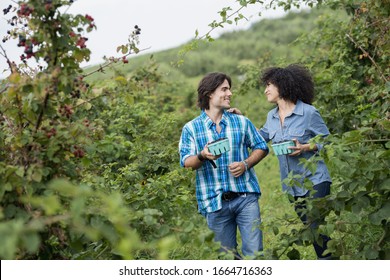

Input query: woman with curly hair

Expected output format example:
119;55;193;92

259;64;333;259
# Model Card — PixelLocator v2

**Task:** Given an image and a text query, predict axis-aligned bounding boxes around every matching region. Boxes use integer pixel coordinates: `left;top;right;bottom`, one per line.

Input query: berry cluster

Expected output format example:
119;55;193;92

122;56;129;64
71;76;89;98
2;2;97;64
7;15;18;27
58;104;73;119
17;34;36;61
3;4;12;15
83;119;90;128
17;3;34;17
72;146;85;158
17;34;26;47
134;25;141;35
43;127;57;139
85;14;95;29
76;37;88;49
44;0;53;11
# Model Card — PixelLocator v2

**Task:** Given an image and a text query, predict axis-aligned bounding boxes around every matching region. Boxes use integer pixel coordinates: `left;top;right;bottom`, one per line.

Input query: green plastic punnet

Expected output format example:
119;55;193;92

271;140;295;156
208;138;230;156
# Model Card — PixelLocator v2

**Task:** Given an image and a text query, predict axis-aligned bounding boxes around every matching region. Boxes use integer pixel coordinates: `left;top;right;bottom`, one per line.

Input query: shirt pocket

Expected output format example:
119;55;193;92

269;130;282;143
289;129;310;143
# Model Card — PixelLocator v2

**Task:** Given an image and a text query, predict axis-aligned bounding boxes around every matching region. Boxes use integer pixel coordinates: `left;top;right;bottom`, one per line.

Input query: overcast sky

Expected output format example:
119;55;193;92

0;0;286;78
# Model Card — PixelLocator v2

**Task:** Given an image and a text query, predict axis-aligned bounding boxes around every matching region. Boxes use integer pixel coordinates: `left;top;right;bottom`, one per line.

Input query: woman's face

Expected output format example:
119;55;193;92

264;82;280;103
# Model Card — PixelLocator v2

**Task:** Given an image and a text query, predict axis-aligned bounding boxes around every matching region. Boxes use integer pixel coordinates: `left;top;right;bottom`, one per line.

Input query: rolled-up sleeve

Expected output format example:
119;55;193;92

246;119;269;153
259;111;272;143
259;121;270;143
179;125;196;167
310;109;330;151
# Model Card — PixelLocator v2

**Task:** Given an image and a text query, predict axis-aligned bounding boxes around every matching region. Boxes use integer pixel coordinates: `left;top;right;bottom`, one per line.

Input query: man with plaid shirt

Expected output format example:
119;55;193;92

179;72;268;258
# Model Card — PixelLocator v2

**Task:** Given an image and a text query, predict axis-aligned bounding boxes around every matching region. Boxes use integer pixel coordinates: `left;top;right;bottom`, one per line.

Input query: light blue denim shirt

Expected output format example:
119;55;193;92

259;100;332;196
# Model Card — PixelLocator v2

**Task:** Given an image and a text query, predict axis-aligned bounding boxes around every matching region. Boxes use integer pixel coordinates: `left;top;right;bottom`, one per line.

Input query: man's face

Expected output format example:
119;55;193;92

209;79;232;110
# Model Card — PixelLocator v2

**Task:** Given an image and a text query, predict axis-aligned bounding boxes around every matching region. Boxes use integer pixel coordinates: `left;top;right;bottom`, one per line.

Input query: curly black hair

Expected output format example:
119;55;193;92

260;64;314;105
197;72;232;110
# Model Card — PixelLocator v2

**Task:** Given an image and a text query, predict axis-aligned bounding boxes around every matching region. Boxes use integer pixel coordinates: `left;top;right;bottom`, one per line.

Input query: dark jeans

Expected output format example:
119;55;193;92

290;181;332;259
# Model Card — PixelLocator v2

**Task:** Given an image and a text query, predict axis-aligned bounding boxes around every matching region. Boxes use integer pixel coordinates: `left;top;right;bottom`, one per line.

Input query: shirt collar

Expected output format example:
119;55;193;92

293;100;304;116
201;110;228;128
272;99;304;118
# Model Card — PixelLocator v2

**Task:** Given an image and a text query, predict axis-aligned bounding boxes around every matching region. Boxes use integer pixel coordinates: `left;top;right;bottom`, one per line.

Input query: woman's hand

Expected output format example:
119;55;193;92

227;108;243;115
289;138;305;156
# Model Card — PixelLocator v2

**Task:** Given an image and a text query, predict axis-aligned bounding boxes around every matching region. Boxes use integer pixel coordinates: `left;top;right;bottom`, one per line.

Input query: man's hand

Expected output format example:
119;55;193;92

202;143;222;161
229;161;246;177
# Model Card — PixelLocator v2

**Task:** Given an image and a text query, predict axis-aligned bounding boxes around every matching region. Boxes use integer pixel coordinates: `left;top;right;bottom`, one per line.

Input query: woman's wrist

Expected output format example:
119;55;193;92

301;144;307;153
303;143;316;152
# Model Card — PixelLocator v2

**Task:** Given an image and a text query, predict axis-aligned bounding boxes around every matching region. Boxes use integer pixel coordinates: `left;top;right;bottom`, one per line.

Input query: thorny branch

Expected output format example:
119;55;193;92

346;33;388;83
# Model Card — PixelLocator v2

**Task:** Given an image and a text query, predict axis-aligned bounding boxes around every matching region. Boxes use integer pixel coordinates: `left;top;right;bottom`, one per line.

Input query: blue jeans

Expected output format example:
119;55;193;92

291;181;332;259
206;193;263;257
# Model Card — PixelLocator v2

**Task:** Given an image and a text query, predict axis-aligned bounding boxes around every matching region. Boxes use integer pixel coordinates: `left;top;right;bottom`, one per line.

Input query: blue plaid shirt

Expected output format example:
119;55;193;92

179;110;268;215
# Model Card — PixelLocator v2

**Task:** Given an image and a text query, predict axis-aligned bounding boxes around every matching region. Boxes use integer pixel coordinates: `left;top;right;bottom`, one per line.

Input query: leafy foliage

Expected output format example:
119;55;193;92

298;0;389;260
236;0;389;259
0;0;388;260
0;0;214;260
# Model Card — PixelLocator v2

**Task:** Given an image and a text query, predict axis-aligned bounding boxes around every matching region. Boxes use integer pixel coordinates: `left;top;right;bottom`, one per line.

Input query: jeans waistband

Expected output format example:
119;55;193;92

222;192;246;201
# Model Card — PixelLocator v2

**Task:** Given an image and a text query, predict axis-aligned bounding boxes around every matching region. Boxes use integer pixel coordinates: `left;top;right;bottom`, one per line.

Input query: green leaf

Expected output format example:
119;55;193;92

364;247;379;260
31;169;43;182
183;221;194;233
21;232;41;253
124;95;134;105
143;215;156;226
287;248;300;260
337;191;350;198
351;203;362;214
378;178;390;191
121;46;129;54
15;167;25;177
158;225;170;236
114;76;127;85
0;220;24;259
49;179;78;197
368;202;390;225
27;195;62;215
9;72;21;83
74;49;85;62
386;81;390;92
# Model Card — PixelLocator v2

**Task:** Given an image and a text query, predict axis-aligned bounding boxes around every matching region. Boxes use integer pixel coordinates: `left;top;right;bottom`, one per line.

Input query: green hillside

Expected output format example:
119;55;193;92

84;7;347;125
85;8;346;86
